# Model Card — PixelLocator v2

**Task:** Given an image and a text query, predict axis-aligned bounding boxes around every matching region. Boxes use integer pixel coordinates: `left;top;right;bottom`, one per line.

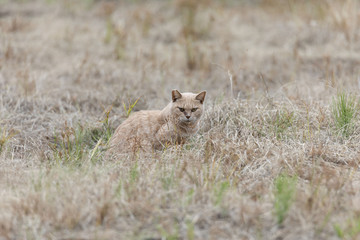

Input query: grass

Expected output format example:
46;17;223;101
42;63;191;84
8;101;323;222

271;109;295;139
334;215;360;239
0;127;17;154
1;0;360;239
49;109;113;166
273;173;297;225
214;180;230;206
332;92;357;137
123;98;140;117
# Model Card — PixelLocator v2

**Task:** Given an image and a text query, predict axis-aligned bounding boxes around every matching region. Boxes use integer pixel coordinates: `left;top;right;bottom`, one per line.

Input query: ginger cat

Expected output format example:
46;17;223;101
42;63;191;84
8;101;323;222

107;89;206;155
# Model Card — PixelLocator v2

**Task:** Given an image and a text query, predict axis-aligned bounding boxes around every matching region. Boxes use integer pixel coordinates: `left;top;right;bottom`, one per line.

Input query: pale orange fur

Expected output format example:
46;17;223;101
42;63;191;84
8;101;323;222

106;90;206;155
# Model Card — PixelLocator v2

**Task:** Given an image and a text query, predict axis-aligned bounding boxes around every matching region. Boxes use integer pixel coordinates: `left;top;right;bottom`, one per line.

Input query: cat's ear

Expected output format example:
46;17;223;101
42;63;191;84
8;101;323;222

195;91;206;104
172;89;182;102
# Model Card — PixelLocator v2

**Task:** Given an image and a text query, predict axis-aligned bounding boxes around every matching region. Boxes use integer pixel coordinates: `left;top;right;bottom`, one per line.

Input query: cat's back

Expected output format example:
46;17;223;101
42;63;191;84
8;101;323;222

114;110;163;134
108;110;164;153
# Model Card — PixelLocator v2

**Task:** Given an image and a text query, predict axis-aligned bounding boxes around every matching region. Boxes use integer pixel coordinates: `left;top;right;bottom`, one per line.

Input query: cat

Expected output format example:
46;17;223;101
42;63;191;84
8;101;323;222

106;89;206;155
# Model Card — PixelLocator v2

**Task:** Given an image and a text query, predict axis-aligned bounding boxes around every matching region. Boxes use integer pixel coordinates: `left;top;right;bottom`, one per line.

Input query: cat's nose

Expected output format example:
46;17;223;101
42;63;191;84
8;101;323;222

186;115;190;119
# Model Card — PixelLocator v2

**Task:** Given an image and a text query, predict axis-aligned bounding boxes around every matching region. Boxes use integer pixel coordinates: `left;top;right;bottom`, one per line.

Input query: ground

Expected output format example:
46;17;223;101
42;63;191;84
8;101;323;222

1;0;360;239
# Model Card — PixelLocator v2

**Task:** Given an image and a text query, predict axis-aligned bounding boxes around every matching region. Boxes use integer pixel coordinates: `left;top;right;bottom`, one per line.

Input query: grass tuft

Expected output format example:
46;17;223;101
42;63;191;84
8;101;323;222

332;92;357;137
273;173;297;225
123;98;140;117
214;180;230;206
334;224;344;239
50;122;87;166
49;110;113;166
271;109;295;139
129;161;139;183
0;127;17;154
334;216;360;239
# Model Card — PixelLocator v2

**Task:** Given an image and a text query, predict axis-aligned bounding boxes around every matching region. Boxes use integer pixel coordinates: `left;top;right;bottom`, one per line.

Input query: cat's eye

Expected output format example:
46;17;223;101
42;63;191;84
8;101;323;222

178;107;185;112
191;108;198;112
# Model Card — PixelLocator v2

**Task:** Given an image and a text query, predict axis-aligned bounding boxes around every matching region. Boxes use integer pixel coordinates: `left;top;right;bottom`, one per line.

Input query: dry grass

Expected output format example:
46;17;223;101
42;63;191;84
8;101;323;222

1;0;360;239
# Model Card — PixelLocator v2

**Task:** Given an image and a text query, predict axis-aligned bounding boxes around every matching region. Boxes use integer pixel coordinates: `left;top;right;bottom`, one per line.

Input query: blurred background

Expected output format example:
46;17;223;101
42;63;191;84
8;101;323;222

1;0;360;138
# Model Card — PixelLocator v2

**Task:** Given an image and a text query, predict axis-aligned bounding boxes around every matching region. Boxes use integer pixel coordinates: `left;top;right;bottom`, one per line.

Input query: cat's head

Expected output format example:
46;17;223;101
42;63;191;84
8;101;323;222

170;89;206;125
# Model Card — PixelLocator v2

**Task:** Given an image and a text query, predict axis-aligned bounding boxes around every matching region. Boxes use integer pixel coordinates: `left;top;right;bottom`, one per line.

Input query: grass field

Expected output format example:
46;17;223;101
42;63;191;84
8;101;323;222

1;0;360;239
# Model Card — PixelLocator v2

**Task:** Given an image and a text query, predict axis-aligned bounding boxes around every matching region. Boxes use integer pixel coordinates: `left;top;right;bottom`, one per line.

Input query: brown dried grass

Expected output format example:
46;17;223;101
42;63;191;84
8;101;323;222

1;0;360;239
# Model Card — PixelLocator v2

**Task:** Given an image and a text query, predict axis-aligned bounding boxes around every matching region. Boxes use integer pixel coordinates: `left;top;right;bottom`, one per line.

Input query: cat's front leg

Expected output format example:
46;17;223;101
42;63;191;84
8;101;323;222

154;123;176;150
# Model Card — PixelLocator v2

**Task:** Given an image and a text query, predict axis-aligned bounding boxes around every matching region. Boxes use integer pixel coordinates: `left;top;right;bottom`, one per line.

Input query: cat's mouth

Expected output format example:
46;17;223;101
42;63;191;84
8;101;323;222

181;118;194;124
